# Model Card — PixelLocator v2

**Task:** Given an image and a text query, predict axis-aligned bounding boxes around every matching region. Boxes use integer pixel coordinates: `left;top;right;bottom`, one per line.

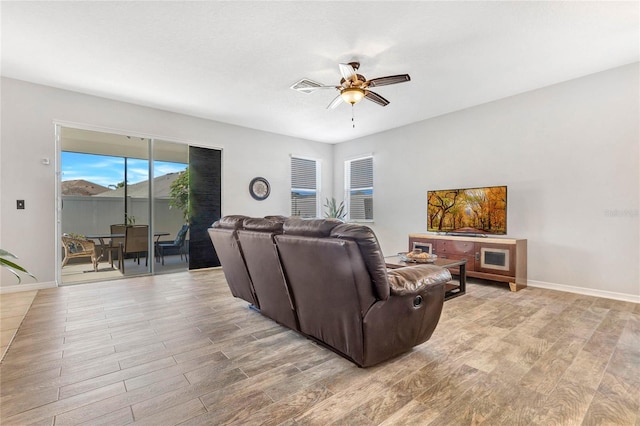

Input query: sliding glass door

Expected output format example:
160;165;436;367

60;129;151;283
152;140;189;274
58;127;220;285
59;128;188;284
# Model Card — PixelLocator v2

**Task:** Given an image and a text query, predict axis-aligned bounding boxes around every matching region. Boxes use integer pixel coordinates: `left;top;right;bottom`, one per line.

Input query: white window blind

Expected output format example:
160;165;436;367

345;156;373;221
291;157;319;218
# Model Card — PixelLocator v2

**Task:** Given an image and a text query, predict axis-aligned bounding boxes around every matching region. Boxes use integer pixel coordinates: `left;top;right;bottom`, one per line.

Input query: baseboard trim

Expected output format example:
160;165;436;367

0;281;57;294
527;279;640;304
2;277;637;304
190;266;223;272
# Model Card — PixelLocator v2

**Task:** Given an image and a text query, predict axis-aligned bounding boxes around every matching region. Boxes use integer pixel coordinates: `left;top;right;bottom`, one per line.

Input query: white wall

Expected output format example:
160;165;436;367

2;65;638;301
334;64;639;301
0;77;333;290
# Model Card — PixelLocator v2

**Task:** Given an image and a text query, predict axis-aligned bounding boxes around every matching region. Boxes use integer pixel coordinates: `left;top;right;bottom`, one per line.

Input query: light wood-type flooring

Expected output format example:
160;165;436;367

0;290;37;360
1;269;638;425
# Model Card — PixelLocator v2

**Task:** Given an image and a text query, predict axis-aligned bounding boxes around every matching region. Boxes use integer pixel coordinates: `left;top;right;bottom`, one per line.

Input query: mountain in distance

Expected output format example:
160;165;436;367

62;172;182;198
61;179;111;196
93;172;181;198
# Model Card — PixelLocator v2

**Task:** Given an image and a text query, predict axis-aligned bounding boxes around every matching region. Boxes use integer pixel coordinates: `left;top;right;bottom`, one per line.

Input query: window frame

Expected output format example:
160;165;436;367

344;154;374;222
290;155;321;218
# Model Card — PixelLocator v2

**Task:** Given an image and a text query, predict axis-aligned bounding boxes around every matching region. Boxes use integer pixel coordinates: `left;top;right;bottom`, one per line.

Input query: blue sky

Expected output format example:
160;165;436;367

61;152;187;188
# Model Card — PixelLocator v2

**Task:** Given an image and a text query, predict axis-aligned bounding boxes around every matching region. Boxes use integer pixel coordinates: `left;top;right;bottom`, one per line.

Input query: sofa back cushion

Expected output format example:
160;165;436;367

207;223;256;306
274;234;376;365
330;223;390;301
213;215;249;230
263;215;288;223
283;217;342;237
237;219;298;330
243;217;284;233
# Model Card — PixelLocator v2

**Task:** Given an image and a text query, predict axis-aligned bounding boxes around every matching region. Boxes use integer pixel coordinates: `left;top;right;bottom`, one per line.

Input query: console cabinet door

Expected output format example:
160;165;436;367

475;243;515;276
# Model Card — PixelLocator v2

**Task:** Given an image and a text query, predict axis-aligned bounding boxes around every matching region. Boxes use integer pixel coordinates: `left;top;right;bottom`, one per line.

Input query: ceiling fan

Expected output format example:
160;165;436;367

291;62;411;109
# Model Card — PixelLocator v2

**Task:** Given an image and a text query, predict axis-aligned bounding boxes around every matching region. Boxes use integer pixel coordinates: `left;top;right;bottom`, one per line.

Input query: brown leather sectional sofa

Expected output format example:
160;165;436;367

208;215;452;367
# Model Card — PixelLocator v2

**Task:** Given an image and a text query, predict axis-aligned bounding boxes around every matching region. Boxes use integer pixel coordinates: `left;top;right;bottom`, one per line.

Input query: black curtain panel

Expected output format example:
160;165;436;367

188;146;222;269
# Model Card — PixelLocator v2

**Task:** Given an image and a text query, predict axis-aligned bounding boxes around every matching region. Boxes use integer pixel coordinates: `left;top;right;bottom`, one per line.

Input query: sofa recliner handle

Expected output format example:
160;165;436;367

413;295;423;308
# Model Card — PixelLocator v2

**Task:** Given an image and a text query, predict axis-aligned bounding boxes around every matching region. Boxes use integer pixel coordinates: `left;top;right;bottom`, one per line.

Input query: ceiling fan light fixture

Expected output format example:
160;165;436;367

340;87;365;105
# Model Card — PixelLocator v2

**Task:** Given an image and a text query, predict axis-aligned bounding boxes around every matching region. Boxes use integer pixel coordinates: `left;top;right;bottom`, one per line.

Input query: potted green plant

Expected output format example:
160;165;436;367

0;249;36;283
324;197;346;220
125;215;136;226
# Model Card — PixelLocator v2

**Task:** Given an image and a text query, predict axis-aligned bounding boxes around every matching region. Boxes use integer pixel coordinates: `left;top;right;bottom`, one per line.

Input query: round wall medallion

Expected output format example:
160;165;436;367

249;177;270;200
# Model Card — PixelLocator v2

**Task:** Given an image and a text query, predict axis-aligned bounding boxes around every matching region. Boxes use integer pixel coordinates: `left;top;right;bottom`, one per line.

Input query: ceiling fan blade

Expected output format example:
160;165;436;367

327;95;344;110
339;63;357;81
364;91;390;107
290;79;337;93
367;74;411;87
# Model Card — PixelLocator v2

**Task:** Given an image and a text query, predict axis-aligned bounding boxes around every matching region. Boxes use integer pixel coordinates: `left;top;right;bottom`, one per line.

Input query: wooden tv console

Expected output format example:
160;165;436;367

408;234;527;291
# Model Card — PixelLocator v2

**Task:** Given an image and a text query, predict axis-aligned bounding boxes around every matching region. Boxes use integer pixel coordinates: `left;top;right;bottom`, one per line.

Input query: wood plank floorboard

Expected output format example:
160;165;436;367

1;269;639;425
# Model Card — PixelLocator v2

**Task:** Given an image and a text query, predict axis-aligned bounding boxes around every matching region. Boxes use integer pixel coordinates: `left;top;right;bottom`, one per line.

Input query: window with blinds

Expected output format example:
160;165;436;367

291;157;320;218
345;156;373;221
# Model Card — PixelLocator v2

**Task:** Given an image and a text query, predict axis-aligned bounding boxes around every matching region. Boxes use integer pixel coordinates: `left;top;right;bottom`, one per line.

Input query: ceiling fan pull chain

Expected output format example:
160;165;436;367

352;104;356;128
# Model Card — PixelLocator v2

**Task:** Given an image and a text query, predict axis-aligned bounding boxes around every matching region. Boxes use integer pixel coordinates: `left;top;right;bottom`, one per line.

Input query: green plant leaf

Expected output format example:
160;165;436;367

0;249;18;258
0;252;37;283
323;197;346;220
3;267;23;283
169;168;190;222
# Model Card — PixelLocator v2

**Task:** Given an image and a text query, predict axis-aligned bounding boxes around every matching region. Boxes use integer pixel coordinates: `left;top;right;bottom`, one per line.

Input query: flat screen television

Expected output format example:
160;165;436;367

427;185;507;235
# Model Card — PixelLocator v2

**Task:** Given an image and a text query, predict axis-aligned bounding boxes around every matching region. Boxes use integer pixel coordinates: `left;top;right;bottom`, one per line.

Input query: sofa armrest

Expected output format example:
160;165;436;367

387;264;452;296
362;266;448;366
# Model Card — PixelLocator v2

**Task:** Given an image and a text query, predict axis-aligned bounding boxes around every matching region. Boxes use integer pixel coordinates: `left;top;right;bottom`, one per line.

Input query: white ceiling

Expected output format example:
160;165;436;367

1;1;638;143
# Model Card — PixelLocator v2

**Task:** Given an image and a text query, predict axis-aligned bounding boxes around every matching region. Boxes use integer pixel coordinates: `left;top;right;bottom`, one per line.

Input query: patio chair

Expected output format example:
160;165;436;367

119;225;149;273
61;235;98;272
107;224;126;269
157;224;189;265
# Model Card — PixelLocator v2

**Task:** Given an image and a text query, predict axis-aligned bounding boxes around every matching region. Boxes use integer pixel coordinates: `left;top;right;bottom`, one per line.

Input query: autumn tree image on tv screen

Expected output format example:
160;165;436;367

427;186;507;234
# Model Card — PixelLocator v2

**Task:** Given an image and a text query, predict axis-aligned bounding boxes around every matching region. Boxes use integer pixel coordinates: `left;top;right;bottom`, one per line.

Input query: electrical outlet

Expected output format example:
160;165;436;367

17;200;25;209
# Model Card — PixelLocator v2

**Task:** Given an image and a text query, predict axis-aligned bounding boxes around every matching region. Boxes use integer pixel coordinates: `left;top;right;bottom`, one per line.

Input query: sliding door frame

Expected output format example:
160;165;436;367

54;121;224;286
